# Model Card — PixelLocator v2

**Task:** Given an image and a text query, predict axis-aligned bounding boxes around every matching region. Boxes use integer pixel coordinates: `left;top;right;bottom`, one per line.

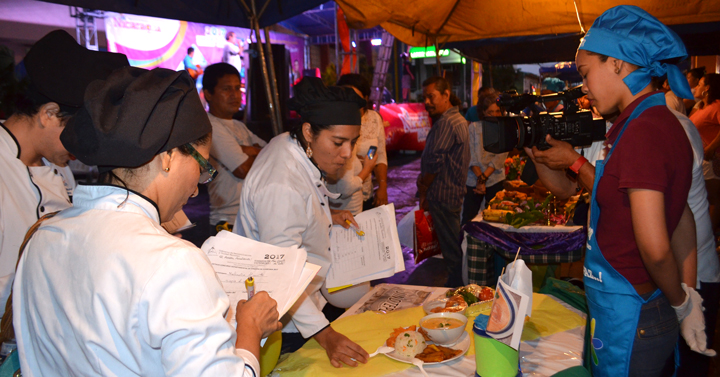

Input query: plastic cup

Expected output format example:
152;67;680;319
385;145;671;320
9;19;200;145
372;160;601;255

473;325;520;377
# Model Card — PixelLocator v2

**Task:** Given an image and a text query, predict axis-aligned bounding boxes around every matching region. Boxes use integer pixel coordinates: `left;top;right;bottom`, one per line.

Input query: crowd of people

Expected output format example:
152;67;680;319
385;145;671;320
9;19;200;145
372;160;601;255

1;4;720;377
0;28;384;374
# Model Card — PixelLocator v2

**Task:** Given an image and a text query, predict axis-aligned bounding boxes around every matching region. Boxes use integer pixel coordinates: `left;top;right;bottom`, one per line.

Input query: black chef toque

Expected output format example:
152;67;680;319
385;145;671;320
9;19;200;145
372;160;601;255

22;30;129;115
61;66;212;172
288;77;366;126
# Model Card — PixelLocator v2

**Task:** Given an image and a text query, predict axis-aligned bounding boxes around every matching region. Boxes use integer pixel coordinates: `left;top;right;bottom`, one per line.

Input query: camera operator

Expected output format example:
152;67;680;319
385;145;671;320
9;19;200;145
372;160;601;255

528;6;715;376
532;88;720;377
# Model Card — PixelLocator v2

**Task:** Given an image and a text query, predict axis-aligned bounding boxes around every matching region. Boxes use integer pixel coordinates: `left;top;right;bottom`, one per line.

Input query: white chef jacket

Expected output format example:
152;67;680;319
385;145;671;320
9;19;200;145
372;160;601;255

0;123;74;318
13;185;259;376
235;133;339;337
207;113;267;226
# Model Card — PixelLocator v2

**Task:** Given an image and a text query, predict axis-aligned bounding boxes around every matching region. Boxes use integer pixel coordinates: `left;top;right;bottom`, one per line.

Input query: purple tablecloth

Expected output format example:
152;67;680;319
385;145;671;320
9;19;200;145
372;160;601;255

464;222;587;255
464;222;587;285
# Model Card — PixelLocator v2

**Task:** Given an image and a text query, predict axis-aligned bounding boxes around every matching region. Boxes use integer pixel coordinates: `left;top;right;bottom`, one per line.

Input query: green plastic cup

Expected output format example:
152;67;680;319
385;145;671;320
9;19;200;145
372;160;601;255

473;325;520;377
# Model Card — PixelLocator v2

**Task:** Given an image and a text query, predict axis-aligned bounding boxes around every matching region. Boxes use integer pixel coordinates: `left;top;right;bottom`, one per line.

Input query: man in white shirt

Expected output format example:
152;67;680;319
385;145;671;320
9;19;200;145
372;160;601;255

661;78;687;114
202;63;266;232
222;31;244;74
0;30;128;320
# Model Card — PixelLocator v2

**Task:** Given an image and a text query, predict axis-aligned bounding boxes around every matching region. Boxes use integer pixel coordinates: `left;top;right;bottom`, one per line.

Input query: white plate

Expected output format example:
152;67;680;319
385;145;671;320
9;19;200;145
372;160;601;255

384;331;470;365
422;298;467;315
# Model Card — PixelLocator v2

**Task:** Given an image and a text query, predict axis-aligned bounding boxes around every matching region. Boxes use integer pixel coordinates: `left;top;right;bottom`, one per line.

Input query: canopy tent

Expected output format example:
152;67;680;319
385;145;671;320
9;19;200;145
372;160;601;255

41;0;327;29
41;0;329;135
335;0;720;64
447;21;720;65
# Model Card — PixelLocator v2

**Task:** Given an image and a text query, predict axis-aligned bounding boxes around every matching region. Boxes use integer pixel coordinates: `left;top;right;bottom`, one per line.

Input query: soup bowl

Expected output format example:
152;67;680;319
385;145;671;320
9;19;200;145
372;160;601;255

419;312;468;346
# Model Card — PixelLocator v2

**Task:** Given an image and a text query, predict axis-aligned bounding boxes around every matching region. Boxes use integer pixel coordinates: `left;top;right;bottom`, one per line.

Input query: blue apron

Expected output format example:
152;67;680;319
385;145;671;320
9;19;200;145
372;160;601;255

584;93;672;376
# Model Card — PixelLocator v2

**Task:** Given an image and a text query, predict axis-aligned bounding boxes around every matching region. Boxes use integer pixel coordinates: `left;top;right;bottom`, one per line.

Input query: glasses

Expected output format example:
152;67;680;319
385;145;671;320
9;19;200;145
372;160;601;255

184;143;217;184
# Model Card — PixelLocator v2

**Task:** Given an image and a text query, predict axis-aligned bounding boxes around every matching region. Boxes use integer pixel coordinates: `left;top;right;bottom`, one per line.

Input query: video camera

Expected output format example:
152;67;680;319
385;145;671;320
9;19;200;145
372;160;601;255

482;85;606;154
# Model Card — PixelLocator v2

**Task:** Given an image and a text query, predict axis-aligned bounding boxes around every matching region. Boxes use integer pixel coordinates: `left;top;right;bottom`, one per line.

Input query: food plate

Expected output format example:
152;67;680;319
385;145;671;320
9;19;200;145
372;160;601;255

422;298;467;315
384;331;470;365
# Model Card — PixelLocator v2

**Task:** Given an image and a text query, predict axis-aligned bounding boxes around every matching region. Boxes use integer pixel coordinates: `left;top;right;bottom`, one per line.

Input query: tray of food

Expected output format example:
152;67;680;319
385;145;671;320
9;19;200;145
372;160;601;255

424;284;495;316
482;189;576;228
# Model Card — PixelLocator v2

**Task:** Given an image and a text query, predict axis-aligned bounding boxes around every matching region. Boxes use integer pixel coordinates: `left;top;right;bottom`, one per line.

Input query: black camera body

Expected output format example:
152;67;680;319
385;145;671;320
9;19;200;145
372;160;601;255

482;86;606;154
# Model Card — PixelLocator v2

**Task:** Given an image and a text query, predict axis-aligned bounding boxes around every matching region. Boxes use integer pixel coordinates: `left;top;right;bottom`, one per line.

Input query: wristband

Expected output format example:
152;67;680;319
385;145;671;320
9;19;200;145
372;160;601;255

569;155;589;174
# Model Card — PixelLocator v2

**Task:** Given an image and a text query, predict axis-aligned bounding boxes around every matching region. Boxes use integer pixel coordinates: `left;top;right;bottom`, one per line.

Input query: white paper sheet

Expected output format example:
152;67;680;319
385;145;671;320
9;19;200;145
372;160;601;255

201;231;319;317
325;204;404;289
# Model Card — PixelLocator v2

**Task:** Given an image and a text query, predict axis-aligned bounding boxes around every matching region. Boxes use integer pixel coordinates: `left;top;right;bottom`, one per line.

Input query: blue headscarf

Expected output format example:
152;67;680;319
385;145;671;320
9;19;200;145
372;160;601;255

578;5;694;100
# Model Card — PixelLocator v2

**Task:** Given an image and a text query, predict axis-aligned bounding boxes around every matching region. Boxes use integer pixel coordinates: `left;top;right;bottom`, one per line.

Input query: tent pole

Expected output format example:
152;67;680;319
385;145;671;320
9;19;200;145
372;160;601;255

334;2;340;81
394;41;399;103
434;37;441;76
264;27;283;132
257;0;273;19
236;0;250;13
350;30;355;74
463;58;467;105
249;0;280;135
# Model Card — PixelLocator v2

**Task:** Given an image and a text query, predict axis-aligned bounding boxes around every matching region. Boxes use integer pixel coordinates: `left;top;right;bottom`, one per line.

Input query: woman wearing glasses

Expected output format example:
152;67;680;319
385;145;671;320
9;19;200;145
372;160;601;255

12;67;281;376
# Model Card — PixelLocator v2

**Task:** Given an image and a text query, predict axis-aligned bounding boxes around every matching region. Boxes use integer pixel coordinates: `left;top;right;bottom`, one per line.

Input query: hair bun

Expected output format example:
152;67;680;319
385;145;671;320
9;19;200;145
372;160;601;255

289;77;366;126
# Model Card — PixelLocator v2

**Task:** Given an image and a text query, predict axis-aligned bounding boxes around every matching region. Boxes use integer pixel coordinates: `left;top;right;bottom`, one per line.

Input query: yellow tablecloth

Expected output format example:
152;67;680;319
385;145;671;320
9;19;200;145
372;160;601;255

272;293;584;377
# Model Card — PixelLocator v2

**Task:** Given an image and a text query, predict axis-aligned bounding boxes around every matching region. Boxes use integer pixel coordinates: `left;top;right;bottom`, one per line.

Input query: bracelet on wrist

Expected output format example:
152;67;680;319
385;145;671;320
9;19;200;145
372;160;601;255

569;155;589;174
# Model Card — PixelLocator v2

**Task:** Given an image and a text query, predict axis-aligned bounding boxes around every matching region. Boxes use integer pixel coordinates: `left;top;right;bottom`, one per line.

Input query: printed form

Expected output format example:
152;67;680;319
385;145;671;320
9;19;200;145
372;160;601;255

202;231;319;318
326;203;404;289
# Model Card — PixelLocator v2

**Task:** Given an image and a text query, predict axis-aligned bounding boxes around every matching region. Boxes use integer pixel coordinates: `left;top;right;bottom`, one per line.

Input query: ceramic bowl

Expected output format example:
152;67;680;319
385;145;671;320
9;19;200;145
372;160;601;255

419;312;468;346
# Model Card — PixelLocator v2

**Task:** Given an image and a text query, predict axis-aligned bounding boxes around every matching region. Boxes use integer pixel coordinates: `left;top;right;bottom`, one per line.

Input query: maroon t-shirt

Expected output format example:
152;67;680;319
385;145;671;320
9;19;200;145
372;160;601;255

595;92;693;285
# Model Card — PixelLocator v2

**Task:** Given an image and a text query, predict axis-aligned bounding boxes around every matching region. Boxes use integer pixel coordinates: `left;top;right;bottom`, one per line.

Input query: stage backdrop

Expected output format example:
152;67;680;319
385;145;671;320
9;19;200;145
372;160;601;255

104;12;305;75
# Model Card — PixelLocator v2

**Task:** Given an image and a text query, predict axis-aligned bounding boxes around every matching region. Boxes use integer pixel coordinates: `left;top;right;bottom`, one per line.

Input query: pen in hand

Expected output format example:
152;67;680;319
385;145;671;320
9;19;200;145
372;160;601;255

345;219;365;236
245;277;255;299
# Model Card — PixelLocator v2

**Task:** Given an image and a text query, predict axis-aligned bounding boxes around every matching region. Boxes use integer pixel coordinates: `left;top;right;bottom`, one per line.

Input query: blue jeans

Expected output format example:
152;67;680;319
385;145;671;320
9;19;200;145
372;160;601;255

628;291;679;377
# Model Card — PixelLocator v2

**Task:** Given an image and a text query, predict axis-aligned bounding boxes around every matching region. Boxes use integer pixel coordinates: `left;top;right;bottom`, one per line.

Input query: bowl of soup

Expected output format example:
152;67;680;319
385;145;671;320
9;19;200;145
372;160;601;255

419;312;468;346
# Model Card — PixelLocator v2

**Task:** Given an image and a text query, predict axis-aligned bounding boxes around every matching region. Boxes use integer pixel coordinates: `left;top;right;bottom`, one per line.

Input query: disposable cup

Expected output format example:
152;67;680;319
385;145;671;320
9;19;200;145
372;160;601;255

473;325;521;377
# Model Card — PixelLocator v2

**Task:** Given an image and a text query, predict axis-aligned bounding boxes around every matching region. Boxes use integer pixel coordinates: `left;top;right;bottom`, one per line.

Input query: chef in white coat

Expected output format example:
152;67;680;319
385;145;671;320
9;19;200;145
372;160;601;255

235;77;370;368
0;30;129;319
13;66;281;376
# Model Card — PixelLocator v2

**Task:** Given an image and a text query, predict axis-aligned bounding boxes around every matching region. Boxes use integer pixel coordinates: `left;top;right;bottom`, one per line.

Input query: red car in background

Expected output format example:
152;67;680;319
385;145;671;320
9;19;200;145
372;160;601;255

379;102;431;152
